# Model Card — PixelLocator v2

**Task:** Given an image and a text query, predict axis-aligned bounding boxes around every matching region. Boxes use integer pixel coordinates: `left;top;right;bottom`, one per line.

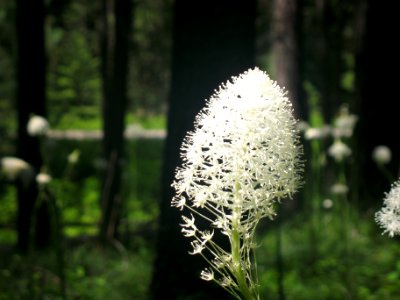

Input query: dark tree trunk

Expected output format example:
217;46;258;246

301;0;349;123
272;0;302;118
99;0;133;243
354;0;400;205
150;1;256;299
15;0;49;252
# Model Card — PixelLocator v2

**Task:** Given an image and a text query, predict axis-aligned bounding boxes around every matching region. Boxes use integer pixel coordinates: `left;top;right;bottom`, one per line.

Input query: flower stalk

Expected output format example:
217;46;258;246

172;67;303;299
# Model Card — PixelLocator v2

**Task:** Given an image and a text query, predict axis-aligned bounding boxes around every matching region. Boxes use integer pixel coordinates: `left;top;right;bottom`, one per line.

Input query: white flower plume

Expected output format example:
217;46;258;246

171;67;303;299
173;67;303;223
376;178;400;237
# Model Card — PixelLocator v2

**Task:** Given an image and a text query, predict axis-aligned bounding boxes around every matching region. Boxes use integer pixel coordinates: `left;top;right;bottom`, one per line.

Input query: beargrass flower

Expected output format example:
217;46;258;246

171;67;303;300
330;183;349;195
375;178;400;237
27;115;49;137
331;105;358;138
328;139;352;162
322;198;333;209
304;125;331;140
36;172;52;188
372;145;392;165
0;156;34;187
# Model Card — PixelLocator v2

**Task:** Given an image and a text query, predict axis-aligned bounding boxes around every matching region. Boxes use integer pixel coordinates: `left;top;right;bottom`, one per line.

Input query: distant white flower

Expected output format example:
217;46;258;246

330;183;349;195
375;178;400;237
322;198;333;209
172;67;303;298
332;105;358;138
36;172;52;187
304;125;331;140
328;139;351;162
372;145;392;165
27;115;50;137
0;157;34;187
297;120;309;133
68;149;80;164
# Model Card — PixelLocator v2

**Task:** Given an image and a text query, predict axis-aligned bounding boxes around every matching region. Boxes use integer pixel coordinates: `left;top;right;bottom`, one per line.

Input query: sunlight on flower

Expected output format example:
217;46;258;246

171;67;303;299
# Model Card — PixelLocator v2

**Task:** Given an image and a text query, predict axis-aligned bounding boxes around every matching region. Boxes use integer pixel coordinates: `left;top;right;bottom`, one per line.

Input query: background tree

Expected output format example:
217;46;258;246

271;0;302;118
300;0;354;123
150;0;256;299
15;0;50;252
355;0;400;205
98;0;133;243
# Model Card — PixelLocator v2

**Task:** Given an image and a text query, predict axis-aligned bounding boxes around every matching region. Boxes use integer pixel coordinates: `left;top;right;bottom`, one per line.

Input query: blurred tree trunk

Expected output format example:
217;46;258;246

15;0;50;252
354;0;400;205
301;0;350;123
99;0;133;243
150;1;256;299
271;0;302;118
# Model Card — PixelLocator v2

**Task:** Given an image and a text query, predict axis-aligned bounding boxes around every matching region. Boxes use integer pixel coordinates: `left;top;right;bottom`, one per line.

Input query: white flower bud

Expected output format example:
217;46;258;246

1;157;34;187
36;172;52;187
68;149;80;164
332;105;358;138
328;139;351;162
322;198;333;209
330;183;348;195
372;145;392;165
27;115;50;137
304;125;331;140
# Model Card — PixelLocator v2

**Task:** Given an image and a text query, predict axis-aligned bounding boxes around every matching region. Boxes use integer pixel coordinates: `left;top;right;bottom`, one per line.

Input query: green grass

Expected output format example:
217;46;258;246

256;208;400;300
53;110;166;130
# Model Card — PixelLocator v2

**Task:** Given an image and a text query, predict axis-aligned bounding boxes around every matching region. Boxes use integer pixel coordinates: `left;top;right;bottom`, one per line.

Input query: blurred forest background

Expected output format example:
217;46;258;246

0;0;399;299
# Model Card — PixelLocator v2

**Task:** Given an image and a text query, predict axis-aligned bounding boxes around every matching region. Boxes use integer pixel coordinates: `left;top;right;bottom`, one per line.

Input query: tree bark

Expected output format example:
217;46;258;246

15;0;49;252
150;1;256;299
99;0;133;243
272;0;302;118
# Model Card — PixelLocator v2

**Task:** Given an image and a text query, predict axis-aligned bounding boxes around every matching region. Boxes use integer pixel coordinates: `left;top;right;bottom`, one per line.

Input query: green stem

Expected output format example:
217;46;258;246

232;182;257;300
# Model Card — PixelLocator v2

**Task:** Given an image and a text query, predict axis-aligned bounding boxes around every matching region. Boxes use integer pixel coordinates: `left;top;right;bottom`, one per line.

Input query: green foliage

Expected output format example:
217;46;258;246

0;243;153;300
0;2;16;140
0;185;16;244
257;211;400;299
53;111;166;130
0;137;162;299
126;113;166;130
129;0;173;113
47;28;101;128
65;244;153;300
123;139;163;224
